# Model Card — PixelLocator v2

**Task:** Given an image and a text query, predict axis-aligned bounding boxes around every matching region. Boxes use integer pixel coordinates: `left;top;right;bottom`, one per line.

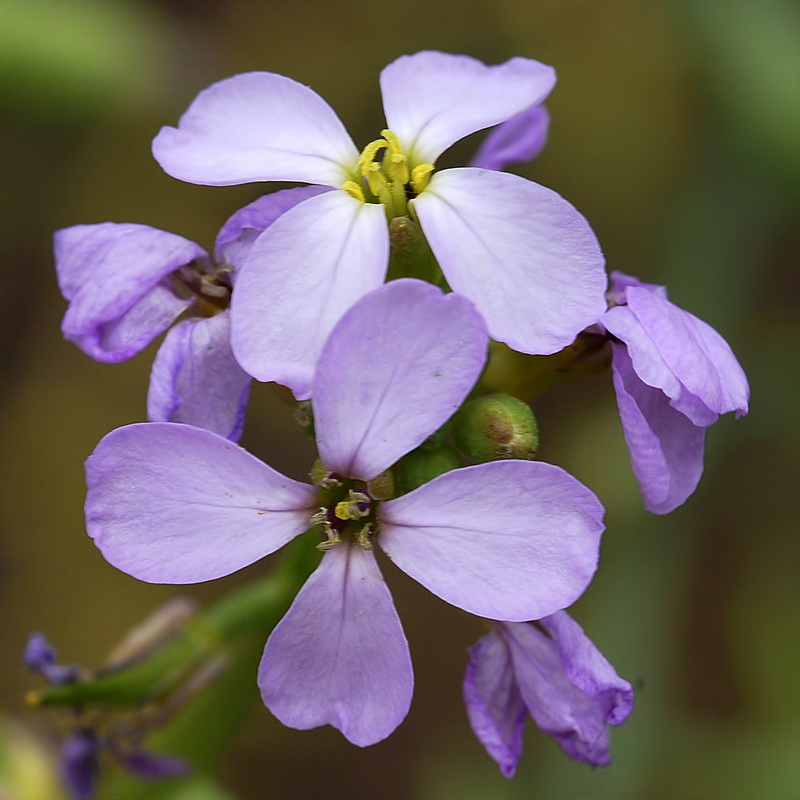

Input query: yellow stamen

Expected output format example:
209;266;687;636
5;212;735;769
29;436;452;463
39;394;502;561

411;164;435;194
358;138;389;176
342;180;365;202
364;161;387;197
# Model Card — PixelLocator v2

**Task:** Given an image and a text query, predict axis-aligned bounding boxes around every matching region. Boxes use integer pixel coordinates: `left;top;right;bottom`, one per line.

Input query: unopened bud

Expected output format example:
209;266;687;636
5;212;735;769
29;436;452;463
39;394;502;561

394;441;461;495
452;394;539;462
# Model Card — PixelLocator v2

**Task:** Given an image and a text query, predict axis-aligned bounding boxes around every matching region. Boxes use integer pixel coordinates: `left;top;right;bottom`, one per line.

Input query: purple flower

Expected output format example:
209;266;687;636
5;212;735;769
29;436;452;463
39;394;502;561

23;634;190;800
463;613;633;777
600;271;749;513
85;279;605;746
152;51;607;399
54;188;322;439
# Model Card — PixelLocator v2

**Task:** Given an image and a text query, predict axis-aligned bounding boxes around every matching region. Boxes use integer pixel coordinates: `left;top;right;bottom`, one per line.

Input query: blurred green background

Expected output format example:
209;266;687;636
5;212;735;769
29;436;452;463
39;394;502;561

1;0;798;798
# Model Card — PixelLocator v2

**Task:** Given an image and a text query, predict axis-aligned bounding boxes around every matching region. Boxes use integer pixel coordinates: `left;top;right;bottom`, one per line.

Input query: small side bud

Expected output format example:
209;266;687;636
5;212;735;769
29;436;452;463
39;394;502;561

394;441;461;495
452;394;539;462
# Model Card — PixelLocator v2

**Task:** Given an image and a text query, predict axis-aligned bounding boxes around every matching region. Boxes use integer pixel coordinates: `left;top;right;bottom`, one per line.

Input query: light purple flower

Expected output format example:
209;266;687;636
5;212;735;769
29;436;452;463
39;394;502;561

463;613;633;777
600;271;749;513
152;51;607;399
470;104;550;171
85;279;605;746
54;188;322;438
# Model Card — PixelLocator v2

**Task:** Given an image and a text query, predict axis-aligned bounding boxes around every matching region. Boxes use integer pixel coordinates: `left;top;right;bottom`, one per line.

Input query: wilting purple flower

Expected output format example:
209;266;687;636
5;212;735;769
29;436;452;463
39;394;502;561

152;51;607;399
600;271;749;514
463;613;633;777
85;279;605;747
23;634;190;800
54;188;321;438
470;104;550;171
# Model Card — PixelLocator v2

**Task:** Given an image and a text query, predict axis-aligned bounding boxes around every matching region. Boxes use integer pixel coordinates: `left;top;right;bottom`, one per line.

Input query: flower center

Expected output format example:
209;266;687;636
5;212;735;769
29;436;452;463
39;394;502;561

342;129;435;220
309;464;394;551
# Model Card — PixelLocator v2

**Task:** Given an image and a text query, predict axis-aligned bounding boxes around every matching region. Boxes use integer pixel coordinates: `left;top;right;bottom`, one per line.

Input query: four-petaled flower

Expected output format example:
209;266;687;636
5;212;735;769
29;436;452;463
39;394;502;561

85;279;605;746
54;187;323;439
600;271;749;513
463;613;633;777
152;51;607;398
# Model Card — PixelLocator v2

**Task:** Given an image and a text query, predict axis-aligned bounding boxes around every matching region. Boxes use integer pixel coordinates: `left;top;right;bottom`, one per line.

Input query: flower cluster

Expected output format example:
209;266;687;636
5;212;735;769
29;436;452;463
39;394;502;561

40;49;748;789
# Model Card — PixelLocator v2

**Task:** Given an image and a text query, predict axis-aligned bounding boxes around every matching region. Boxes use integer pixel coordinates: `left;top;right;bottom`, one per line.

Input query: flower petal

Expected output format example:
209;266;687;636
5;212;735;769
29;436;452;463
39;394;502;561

60;731;100;800
147;313;251;441
610;342;706;514
152;72;358;187
470;105;550;171
259;544;413;747
381;52;555;163
313;279;487;480
214;186;331;269
463;628;527;778
502;615;633;767
231;190;389;399
413;168;607;355
603;284;749;424
54;223;202;362
85;423;316;582
380;460;604;621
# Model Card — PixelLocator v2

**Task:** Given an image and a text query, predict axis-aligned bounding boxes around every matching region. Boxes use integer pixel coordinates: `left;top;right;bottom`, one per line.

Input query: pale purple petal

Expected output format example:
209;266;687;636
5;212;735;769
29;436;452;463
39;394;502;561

231;190;389;399
607;270;667;305
259;544;413;747
152;72;358;187
381;52;555;164
214;186;331;269
470;105;550;171
314;279;487;480
380;460;604;621
54;223;201;362
603;285;749;425
502;615;632;767
610;343;706;514
85;423;317;583
147;313;251;441
413;168;607;355
463;629;526;778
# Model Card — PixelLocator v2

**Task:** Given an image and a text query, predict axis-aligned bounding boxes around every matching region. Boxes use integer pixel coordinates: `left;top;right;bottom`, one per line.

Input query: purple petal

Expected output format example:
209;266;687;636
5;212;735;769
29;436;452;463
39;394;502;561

23;632;79;686
147;313;251;441
381;52;555;164
152;72;358;187
259;544;413;747
413;168;607;355
214;186;331;269
380;460;604;621
470;105;550;171
607;270;667;305
502;615;632;767
463;629;526;778
610;343;706;514
60;731;100;800
54;223;202;362
313;279;487;481
113;748;191;780
231;190;389;399
85;423;317;583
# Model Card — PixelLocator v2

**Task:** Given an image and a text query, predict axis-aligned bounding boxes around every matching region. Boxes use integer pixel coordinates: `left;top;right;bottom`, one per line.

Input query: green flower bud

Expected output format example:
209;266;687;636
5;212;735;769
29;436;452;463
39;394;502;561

394;440;461;495
452;394;539;462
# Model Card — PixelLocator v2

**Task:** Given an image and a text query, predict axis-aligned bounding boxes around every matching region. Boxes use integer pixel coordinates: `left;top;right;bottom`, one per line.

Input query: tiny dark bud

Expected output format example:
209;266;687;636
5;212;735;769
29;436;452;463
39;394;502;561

452;394;539;462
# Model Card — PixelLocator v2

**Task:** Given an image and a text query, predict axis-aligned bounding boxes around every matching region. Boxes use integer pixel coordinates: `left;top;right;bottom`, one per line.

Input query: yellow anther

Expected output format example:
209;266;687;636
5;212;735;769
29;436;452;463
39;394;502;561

388;152;410;186
364;161;387;197
342;180;365;202
358;138;389;176
381;129;403;155
411;164;435;194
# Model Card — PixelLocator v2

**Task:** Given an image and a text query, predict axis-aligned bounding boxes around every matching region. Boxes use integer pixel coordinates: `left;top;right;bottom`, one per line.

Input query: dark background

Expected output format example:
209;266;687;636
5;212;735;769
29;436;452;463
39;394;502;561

1;1;798;798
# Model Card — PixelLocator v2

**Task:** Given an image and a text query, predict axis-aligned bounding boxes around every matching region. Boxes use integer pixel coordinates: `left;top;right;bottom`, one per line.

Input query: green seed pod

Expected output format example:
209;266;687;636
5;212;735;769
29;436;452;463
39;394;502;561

394;441;462;495
452;394;539;462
